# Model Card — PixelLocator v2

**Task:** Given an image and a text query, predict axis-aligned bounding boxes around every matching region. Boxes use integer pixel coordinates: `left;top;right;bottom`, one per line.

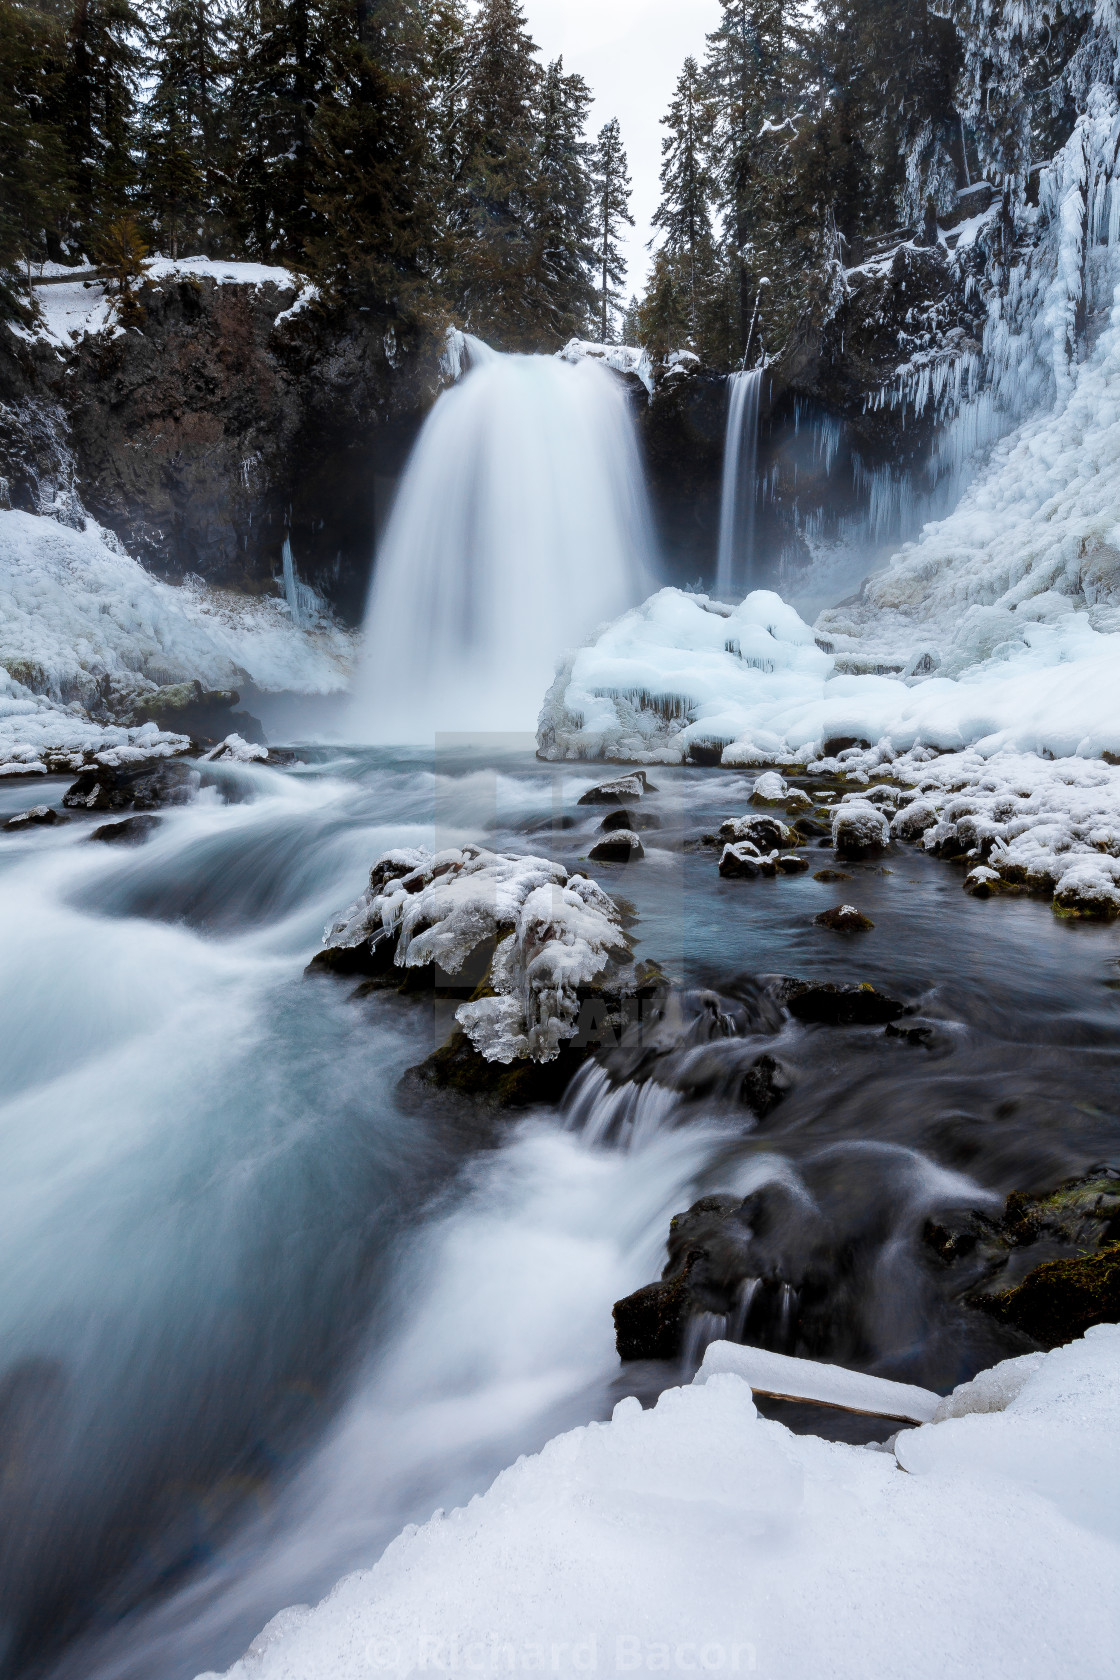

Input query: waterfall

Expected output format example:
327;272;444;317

349;337;655;742
714;369;763;603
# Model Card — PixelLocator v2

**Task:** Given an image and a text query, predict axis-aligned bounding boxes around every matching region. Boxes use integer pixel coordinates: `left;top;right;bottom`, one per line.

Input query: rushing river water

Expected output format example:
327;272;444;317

1;745;1119;1680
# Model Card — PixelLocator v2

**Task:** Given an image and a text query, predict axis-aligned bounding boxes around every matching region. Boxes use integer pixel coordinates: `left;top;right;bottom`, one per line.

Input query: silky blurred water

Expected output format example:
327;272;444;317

0;746;1116;1680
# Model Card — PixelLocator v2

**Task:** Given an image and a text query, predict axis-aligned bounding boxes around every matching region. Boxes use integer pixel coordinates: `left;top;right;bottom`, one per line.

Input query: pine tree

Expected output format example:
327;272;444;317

226;0;334;261
529;56;595;344
588;116;632;342
451;0;542;347
62;0;143;247
141;0;231;257
303;0;436;318
0;0;69;315
650;57;715;342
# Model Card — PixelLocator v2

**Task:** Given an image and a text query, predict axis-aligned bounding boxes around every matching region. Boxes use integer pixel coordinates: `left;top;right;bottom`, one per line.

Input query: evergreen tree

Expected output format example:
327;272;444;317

62;0;143;246
529;56;595;343
141;0;231;256
0;0;69;314
588;116;632;342
451;0;541;347
650;56;715;341
303;0;436;317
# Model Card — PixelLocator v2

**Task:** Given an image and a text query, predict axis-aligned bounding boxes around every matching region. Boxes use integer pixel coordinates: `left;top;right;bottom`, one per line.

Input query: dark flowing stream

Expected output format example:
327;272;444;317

2;745;1119;1680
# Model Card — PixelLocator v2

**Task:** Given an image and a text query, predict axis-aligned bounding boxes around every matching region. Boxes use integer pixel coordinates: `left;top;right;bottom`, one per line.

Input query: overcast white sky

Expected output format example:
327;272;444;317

523;0;723;294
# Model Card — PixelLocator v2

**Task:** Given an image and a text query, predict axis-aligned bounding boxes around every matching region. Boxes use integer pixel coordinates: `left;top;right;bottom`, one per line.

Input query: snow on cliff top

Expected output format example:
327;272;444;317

21;258;313;350
205;1325;1120;1680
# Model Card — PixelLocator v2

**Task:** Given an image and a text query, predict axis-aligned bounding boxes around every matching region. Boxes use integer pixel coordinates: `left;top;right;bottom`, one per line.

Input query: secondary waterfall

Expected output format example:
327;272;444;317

350;339;655;742
714;369;763;602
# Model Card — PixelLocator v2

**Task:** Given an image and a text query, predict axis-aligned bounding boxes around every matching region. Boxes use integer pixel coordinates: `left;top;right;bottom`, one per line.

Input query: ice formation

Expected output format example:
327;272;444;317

207;1325;1120;1680
321;846;630;1063
0;511;354;774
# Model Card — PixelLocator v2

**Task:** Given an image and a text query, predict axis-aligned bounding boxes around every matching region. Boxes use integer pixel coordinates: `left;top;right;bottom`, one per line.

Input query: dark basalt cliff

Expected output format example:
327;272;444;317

0;275;444;622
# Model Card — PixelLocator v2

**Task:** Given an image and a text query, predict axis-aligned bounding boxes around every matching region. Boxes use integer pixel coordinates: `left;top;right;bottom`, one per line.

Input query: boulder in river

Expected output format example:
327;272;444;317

578;772;656;805
979;1243;1120;1349
589;830;644;863
599;808;661;832
719;814;797;850
772;978;904;1024
815;903;875;932
63;758;200;812
89;814;163;844
3;805;69;830
832;801;890;855
719;842;768;878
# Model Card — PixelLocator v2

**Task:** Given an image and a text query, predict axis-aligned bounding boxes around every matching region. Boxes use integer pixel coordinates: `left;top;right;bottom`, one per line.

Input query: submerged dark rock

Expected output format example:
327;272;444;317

89;814;162;844
63;759;200;812
599;808;661;833
739;1053;790;1118
773;978;904;1024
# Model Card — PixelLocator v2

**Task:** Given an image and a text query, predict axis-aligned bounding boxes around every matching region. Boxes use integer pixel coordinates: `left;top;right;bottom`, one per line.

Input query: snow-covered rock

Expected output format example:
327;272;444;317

321;846;630;1064
206;1325;1120;1680
557;340;654;397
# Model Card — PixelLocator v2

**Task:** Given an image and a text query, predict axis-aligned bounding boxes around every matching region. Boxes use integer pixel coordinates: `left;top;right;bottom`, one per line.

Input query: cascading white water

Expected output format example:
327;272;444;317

349;338;655;742
714;369;763;602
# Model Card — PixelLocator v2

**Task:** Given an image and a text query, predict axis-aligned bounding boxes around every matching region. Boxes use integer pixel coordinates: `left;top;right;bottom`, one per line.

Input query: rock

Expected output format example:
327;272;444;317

815;903;875;932
201;733;270;763
832;801;890;855
979;1242;1120;1349
128;680;263;746
892;800;939;841
1;269;442;617
739;1052;790;1118
89;814;162;844
599;807;661;833
718;814;797;849
794;817;830;839
750;771;788;804
1052;868;1120;920
589;829;644;863
884;1019;942;1048
775;853;810;875
578;772;655;805
813;867;852;882
410;1028;593;1110
63;758;200;812
3;805;69;830
612;1275;692;1363
822;736;869;757
1002;1170;1120;1251
964;865;1003;898
782;789;812;810
719;842;764;878
774;978;903;1024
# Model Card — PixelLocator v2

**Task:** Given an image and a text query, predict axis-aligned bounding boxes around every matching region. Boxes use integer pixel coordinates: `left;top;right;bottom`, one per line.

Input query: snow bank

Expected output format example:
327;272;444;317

0;511;353;773
0;511;353;704
207;1325;1120;1680
538;583;1120;768
322;845;629;1063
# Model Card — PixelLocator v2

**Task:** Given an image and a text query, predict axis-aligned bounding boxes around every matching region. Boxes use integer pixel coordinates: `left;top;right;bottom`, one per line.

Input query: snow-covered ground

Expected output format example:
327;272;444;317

0;510;354;773
18;258;315;351
206;1325;1120;1680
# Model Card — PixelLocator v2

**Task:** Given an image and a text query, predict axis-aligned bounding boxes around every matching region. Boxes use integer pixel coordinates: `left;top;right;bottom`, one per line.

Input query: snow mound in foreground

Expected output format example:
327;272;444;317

322;846;629;1063
538;584;1120;766
207;1325;1120;1680
0;510;354;773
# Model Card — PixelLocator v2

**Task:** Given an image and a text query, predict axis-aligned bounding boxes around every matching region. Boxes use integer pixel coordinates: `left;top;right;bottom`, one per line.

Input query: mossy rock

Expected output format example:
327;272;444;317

979;1242;1120;1348
411;1029;590;1109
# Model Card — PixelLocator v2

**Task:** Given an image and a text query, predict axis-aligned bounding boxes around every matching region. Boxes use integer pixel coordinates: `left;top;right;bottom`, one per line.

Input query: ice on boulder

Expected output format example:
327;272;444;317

321;846;630;1063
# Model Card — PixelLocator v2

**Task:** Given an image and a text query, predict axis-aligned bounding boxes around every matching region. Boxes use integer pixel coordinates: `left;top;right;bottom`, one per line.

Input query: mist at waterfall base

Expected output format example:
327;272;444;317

4;753;1120;1680
349;342;654;742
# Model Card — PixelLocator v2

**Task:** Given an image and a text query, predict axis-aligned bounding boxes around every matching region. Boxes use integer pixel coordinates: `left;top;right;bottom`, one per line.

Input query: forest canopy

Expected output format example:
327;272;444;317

0;0;1109;357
